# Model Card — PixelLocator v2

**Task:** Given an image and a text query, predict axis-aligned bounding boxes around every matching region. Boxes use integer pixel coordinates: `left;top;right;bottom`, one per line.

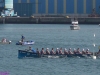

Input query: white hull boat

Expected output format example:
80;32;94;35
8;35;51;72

70;20;80;30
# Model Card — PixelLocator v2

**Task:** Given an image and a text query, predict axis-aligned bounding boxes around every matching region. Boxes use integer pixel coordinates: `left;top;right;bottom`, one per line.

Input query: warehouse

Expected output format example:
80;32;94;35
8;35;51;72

6;0;100;16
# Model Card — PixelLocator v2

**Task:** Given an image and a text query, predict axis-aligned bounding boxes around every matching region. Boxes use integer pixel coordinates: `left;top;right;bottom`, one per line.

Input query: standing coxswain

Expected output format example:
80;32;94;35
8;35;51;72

21;35;25;42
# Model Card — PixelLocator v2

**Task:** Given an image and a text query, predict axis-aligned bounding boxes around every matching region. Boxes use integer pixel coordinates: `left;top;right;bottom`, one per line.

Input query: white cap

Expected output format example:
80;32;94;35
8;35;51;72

57;48;59;50
65;48;67;50
69;48;71;50
82;48;84;51
87;48;89;50
9;41;11;43
47;48;49;50
74;48;76;50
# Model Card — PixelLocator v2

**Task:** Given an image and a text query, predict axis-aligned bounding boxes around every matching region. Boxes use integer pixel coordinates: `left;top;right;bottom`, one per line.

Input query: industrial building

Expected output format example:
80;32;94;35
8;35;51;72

1;0;100;17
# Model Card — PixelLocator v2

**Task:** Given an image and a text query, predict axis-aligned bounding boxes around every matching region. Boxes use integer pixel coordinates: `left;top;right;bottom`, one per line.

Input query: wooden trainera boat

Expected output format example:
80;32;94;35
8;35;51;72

18;50;100;59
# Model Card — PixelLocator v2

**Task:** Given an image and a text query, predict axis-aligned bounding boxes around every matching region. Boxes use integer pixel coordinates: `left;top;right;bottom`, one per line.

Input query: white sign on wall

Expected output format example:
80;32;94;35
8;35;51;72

5;0;13;9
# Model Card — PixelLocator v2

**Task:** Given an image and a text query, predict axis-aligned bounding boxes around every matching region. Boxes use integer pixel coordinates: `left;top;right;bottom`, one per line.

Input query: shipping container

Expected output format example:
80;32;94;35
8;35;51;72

86;0;92;14
48;0;54;14
38;0;46;14
77;0;83;14
57;0;63;14
96;0;100;14
66;0;74;14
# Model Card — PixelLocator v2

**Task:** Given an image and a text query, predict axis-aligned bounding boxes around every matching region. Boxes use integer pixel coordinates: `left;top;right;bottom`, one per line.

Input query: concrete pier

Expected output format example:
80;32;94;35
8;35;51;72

0;17;100;24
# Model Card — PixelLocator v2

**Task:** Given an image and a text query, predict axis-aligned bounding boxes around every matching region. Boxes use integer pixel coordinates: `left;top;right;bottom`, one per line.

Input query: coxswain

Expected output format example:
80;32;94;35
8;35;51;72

21;35;25;42
50;48;55;55
46;48;50;54
28;46;37;53
28;46;32;51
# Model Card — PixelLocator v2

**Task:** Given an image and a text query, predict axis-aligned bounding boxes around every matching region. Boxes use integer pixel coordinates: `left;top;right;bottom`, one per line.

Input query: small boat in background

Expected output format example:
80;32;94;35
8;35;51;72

0;38;11;44
70;18;80;30
16;41;35;45
0;40;11;44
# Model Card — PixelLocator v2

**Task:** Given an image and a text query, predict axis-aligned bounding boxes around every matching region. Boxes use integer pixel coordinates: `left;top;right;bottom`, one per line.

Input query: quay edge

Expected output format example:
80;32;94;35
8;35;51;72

0;17;100;24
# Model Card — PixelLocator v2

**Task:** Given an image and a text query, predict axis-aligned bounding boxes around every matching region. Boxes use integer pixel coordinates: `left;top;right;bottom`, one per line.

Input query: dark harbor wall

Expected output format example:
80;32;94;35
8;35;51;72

0;17;100;24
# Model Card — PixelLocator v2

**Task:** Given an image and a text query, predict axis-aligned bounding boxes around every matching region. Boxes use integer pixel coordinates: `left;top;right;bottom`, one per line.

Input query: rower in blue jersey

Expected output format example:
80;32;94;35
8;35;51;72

21;35;25;42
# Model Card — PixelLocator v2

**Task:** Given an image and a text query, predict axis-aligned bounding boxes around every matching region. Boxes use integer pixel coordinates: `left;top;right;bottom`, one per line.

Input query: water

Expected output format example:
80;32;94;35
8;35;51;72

0;24;100;75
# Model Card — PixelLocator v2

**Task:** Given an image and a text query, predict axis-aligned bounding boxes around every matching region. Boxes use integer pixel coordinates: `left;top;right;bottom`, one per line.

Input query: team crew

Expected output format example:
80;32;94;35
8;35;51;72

26;47;92;55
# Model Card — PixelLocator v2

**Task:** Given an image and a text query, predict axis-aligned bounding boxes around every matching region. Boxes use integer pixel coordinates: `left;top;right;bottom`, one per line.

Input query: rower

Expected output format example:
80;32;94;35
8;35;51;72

32;48;37;53
46;48;50;54
36;48;40;54
82;48;86;54
50;48;55;55
59;47;63;54
97;49;100;54
64;48;68;54
68;48;73;54
56;48;59;55
73;48;77;54
41;48;46;55
76;48;82;54
86;48;91;54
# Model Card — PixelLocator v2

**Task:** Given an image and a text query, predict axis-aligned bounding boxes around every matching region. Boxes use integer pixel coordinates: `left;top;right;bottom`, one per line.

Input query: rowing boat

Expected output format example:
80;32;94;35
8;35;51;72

18;50;94;59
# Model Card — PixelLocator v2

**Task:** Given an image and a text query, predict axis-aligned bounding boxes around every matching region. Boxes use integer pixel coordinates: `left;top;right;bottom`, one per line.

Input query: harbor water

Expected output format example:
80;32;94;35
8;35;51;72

0;24;100;75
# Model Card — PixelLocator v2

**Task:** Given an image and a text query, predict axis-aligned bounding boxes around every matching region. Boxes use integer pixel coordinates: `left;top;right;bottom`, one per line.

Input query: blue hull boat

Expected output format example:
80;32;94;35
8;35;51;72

16;41;35;45
18;50;93;59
